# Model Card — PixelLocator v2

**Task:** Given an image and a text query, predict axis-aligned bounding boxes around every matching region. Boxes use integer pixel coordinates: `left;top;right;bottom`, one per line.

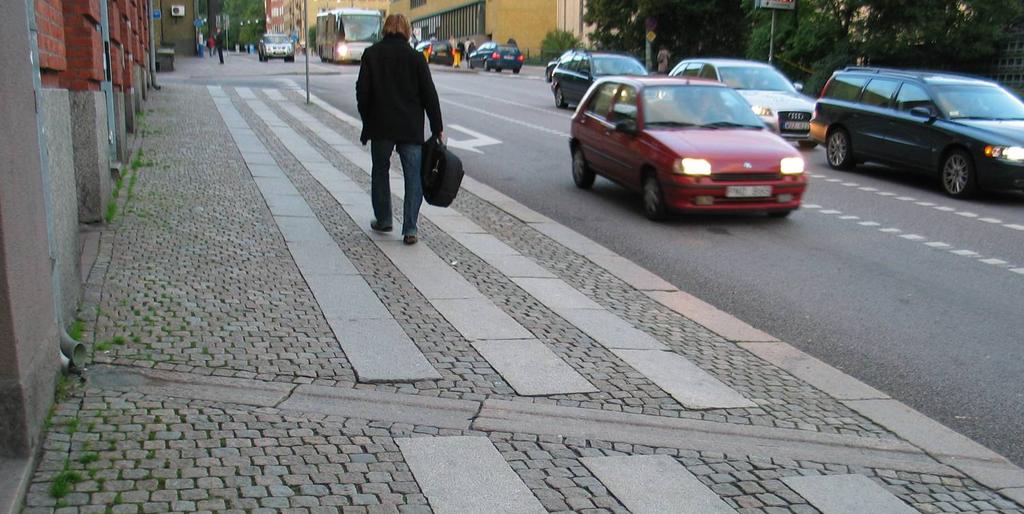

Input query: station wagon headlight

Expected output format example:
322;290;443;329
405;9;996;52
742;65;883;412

780;157;805;175
677;158;712;176
984;145;1024;162
752;105;774;117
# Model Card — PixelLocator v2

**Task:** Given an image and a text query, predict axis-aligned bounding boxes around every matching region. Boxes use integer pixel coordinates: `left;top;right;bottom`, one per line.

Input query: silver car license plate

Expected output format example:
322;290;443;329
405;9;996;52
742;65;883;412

726;185;772;198
783;121;810;131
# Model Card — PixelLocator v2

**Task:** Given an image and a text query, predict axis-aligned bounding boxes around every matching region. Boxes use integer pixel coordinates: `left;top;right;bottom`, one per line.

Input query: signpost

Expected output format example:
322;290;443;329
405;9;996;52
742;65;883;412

645;17;656;72
756;0;796;64
153;9;161;20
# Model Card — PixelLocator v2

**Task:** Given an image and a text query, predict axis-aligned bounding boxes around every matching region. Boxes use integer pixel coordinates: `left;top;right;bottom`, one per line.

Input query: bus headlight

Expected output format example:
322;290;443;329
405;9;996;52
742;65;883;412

337;44;349;57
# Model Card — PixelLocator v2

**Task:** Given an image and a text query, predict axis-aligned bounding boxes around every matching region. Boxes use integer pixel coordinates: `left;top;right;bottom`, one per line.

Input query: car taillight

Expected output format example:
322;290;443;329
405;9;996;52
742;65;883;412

492;52;500;59
517;55;525;61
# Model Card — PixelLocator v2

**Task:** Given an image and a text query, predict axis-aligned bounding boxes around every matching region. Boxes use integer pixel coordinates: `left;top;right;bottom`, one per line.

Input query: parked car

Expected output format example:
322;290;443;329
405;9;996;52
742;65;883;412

415;41;453;66
670;58;816;148
811;67;1024;197
551;52;647;109
546;49;578;83
259;33;295;62
467;42;524;73
570;77;807;219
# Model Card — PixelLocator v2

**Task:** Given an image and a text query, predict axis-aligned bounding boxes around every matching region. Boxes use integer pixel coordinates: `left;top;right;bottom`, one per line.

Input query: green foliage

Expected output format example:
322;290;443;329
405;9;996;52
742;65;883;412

49;468;82;498
95;340;113;352
584;0;747;66
222;0;266;47
68;319;85;341
104;201;118;224
540;30;581;60
308;27;317;48
743;0;1022;93
77;453;99;465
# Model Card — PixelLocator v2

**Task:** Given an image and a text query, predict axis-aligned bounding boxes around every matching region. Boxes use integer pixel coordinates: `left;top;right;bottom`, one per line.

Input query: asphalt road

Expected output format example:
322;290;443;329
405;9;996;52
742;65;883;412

179;54;1024;465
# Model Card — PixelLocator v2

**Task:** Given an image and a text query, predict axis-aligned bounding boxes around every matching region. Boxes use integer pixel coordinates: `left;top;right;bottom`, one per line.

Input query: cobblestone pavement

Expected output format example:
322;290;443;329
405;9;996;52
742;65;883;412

24;387;1023;514
21;83;1023;513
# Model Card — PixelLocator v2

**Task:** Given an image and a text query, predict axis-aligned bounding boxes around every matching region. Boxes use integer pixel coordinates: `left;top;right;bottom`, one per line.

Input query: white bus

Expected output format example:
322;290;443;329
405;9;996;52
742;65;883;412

316;8;382;63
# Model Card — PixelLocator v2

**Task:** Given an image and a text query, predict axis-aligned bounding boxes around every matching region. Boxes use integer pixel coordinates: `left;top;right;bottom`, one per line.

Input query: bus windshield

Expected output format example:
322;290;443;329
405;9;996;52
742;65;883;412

340;15;380;42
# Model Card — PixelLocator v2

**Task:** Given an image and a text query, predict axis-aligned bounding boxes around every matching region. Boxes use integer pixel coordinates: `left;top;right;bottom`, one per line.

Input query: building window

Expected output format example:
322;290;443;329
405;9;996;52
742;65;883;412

411;0;426;7
411;1;483;40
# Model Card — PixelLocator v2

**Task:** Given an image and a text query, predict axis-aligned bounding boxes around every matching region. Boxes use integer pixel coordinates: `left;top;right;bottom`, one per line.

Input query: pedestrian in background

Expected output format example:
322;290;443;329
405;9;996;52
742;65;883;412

454;38;464;68
207;34;215;58
657;46;670;74
466;39;475;59
215;29;225;64
356;14;443;245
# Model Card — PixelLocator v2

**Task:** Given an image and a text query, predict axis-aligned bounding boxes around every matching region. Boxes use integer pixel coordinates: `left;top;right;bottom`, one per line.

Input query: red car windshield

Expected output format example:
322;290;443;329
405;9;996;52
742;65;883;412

643;85;764;129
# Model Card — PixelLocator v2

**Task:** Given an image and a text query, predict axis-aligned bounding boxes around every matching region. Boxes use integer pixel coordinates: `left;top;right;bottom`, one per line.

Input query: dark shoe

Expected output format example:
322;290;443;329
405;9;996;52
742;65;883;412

403;235;418;245
371;221;393;232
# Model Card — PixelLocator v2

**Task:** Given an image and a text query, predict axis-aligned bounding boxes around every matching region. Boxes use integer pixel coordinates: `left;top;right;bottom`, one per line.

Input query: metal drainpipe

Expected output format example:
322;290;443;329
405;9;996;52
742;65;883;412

149;0;160;89
22;0;87;372
99;0;119;164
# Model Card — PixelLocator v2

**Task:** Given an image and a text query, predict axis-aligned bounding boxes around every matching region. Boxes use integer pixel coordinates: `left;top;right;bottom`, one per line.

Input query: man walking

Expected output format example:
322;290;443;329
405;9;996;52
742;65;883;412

215;28;225;64
356;14;443;245
657;46;670;74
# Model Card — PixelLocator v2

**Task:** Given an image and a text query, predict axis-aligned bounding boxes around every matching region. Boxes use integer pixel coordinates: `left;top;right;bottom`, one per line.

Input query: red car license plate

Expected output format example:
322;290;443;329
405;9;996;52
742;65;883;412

726;185;772;198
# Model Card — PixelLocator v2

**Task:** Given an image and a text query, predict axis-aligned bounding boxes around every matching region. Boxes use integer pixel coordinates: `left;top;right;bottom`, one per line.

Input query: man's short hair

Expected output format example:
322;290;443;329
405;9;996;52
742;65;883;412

383;14;412;40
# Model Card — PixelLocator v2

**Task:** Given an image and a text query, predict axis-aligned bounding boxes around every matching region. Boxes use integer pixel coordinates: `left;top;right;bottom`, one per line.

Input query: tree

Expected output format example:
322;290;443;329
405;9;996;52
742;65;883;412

540;30;581;59
745;0;1022;94
584;0;747;67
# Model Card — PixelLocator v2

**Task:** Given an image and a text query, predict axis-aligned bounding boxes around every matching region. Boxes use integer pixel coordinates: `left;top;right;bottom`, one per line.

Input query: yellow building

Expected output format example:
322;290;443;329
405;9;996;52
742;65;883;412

282;0;389;43
388;0;556;58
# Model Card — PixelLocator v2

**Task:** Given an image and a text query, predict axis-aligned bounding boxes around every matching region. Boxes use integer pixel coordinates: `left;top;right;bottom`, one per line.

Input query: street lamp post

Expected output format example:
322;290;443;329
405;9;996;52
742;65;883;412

304;0;310;104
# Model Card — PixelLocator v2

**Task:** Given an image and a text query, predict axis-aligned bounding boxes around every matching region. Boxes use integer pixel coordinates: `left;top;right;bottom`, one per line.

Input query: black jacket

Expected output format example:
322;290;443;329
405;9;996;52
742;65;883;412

356;34;443;145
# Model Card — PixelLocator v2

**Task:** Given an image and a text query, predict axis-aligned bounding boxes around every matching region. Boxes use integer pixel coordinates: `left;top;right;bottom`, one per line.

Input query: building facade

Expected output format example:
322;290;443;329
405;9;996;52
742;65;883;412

154;0;201;54
388;0;557;58
266;0;286;33
991;23;1024;91
1;0;150;486
556;0;592;46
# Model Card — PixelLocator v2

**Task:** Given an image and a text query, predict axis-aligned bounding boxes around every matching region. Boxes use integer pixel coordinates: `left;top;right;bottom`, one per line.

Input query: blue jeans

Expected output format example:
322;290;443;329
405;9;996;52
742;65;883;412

370;140;423;236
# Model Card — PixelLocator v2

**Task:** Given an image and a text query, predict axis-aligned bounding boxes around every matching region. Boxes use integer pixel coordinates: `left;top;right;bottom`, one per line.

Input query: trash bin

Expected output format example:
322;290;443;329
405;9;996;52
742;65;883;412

198;44;204;57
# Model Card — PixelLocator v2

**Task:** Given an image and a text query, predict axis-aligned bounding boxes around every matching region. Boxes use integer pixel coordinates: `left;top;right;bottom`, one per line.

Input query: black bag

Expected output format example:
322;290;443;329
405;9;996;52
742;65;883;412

421;136;464;207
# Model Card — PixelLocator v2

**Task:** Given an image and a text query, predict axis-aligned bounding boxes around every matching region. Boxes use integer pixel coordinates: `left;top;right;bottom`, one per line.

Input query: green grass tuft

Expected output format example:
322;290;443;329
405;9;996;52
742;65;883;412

77;453;99;465
104;201;118;224
49;469;82;498
94;341;113;352
68;319;85;341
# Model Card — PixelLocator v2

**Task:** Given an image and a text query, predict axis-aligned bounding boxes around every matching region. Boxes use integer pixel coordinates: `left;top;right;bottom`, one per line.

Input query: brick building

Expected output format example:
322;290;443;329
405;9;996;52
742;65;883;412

1;0;152;506
266;0;285;33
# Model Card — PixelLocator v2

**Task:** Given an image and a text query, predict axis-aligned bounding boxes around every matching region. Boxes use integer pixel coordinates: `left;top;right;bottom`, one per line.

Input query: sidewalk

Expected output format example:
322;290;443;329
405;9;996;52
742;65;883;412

17;82;1024;514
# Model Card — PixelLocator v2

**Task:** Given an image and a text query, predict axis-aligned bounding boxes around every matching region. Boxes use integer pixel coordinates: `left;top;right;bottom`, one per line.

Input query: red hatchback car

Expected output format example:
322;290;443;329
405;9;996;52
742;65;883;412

570;77;808;219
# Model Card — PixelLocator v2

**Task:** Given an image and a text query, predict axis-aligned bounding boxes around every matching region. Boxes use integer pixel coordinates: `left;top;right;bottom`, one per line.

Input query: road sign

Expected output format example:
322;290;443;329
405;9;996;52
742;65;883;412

646;31;656;43
153;9;161;20
758;0;796;9
193;18;203;27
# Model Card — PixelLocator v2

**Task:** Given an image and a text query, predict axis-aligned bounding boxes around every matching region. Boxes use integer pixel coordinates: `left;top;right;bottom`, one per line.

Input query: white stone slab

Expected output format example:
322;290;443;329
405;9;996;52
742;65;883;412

781;474;916;514
479;254;556;278
449;233;519;256
326;318;441;382
274;216;334;243
473;340;597;396
254;177;301;197
397;436;546;514
287;242;359;276
611;349;756;410
511;277;603;311
433;298;533;341
531;222;615;256
243;152;277;166
559;309;667;350
264;194;316;218
308;274;391;320
247;164;286;178
586;253;677;292
582;455;737;514
376;241;483;300
428;215;487;233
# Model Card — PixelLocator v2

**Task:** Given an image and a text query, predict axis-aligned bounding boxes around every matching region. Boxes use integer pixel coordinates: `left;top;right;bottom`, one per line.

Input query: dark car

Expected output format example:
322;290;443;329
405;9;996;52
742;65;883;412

415;40;454;66
259;33;295;62
551;52;647;109
546;49;578;83
811;67;1024;197
467;42;524;73
570;77;807;219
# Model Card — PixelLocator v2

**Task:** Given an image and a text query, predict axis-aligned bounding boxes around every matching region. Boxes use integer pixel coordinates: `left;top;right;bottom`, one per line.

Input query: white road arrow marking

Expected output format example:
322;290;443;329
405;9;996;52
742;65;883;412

446;124;501;154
